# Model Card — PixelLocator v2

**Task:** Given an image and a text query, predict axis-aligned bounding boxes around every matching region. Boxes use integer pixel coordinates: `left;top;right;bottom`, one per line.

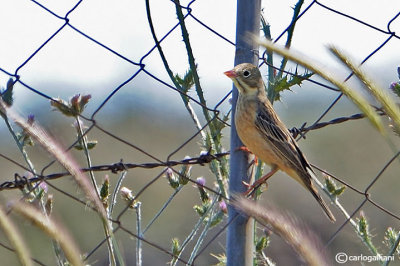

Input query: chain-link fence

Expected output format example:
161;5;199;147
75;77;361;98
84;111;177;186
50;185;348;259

0;0;400;265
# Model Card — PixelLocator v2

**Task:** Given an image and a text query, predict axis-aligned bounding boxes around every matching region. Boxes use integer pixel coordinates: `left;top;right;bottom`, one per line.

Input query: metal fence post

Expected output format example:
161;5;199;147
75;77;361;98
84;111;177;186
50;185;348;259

226;1;261;265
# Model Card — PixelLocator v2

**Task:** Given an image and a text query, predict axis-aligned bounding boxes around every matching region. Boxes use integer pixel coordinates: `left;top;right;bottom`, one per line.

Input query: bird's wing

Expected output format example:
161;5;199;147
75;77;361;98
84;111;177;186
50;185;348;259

255;100;336;222
255;101;311;174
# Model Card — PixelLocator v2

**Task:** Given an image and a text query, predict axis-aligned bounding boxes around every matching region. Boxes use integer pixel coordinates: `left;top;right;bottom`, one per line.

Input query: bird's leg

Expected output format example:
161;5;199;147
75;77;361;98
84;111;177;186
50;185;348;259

243;167;279;196
236;146;258;165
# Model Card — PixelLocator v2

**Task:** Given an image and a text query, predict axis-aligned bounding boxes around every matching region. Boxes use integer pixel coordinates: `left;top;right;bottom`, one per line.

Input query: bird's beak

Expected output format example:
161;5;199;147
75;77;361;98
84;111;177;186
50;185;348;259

223;69;237;78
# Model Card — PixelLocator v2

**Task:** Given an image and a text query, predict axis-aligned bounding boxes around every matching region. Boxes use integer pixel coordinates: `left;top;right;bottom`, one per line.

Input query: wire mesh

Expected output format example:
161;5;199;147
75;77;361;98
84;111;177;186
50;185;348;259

0;0;400;265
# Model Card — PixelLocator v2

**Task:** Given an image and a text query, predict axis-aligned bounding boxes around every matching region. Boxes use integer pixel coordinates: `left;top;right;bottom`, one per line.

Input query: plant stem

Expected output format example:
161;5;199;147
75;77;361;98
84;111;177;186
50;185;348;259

143;186;182;235
75;117;121;266
174;0;228;197
135;202;142;266
187;195;219;264
277;0;304;79
110;171;127;216
4;118;36;175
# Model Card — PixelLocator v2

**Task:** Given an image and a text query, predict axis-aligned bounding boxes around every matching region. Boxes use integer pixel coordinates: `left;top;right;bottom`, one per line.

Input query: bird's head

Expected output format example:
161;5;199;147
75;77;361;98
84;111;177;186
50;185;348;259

224;63;263;96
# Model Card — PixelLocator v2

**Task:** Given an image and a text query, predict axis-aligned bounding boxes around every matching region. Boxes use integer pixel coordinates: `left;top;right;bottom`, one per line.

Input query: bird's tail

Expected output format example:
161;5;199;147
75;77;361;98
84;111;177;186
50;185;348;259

302;169;336;223
308;182;336;222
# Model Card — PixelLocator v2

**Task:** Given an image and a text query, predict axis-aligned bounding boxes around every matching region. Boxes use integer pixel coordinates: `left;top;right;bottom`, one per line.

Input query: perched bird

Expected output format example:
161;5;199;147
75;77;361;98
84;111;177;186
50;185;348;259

224;63;335;222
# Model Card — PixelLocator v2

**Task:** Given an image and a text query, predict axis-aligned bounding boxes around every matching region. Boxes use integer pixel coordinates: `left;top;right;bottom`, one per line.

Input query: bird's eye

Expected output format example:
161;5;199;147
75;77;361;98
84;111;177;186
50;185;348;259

243;70;251;77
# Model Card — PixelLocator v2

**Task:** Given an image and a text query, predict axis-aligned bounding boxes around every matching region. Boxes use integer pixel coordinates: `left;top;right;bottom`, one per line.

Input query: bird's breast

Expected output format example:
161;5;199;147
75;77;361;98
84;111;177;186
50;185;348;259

234;99;278;166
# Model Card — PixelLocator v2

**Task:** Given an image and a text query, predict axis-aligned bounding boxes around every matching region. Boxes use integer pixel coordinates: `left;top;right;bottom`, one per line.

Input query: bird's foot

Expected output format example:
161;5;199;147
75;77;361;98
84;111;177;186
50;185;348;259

243;168;279;196
242;180;268;195
236;146;258;165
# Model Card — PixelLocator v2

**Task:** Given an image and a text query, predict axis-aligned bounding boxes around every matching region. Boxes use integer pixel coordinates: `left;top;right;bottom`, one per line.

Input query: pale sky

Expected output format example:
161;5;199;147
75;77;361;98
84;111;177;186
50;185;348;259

0;0;399;110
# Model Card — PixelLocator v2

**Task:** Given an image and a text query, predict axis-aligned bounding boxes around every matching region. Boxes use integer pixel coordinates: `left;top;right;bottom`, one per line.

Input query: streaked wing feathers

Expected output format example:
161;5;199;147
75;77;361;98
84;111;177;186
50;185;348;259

255;101;311;173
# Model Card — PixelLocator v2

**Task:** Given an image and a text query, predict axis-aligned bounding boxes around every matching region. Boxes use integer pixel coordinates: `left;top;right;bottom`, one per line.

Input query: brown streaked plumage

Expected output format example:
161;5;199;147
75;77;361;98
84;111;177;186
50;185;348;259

225;63;335;222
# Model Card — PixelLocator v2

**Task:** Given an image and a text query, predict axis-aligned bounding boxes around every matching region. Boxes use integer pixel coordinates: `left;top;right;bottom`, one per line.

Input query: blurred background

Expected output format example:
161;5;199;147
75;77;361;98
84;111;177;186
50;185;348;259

0;0;400;265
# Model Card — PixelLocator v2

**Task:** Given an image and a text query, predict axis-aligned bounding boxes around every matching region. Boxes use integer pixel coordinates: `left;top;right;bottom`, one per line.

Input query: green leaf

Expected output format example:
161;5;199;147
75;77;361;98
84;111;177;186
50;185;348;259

171;238;181;256
356;211;379;256
16;132;34;147
178;158;192;185
358;214;368;237
193;202;210;216
73;140;98;150
210;253;226;266
390;80;400;98
165;168;180;189
51;94;91;117
170;238;181;264
51;98;75;117
174;67;195;93
325;175;346;196
100;176;110;204
269;70;313;101
256;236;269;253
383;227;400;256
209;111;230;146
207;210;224;228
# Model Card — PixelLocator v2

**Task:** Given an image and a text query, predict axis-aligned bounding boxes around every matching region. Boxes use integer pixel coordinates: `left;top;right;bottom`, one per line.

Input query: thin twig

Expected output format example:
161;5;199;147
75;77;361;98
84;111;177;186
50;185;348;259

142;186;183;235
135;202;143;266
75;117;119;266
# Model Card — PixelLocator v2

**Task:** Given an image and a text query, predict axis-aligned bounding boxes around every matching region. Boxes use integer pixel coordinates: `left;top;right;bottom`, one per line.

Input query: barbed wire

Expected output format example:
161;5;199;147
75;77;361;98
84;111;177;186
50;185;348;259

0;0;399;265
0;107;386;191
0;151;229;191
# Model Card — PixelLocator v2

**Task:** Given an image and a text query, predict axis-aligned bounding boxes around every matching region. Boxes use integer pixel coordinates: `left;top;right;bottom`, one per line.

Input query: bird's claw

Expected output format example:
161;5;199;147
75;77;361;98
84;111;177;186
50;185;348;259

242;168;279;196
242;180;268;196
236;146;258;165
